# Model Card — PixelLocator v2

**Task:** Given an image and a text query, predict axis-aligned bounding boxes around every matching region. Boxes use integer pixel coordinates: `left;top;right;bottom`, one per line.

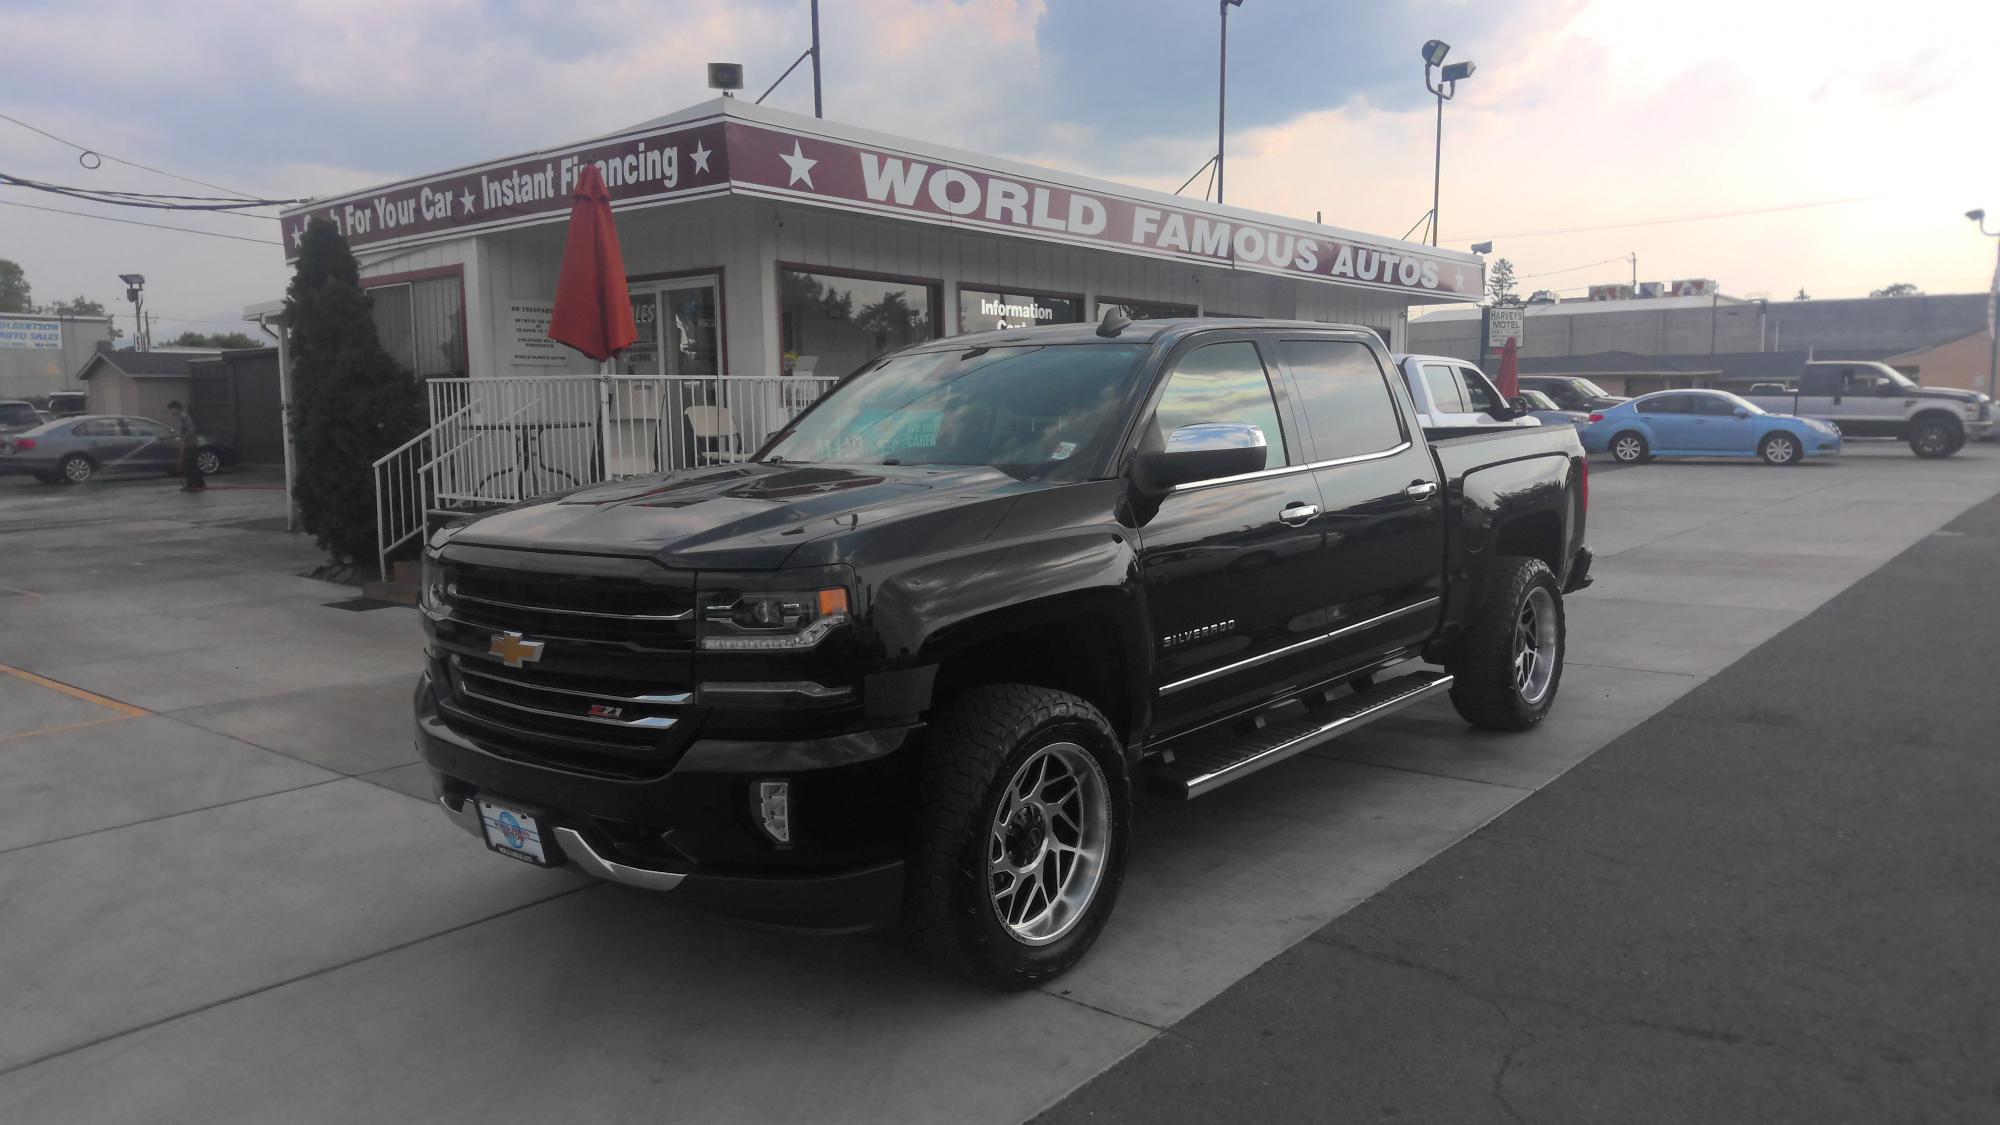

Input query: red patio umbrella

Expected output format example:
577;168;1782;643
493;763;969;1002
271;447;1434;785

1494;335;1521;401
547;164;637;362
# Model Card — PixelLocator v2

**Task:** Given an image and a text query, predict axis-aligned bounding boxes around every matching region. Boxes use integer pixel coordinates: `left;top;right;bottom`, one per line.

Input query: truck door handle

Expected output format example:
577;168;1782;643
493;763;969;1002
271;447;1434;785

1277;502;1320;525
1404;481;1439;502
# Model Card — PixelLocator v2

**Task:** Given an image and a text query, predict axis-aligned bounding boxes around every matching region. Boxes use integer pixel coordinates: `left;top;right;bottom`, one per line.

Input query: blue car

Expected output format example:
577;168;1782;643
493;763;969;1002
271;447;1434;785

1580;389;1841;466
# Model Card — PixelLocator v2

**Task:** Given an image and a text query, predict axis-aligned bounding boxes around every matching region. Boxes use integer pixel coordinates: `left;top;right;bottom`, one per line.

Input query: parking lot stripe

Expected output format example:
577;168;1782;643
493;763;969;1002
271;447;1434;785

0;713;139;746
0;663;149;718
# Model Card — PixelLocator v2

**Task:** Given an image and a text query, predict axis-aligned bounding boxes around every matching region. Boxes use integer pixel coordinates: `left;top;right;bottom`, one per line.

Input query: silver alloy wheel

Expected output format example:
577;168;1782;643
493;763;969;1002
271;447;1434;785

195;448;221;475
1764;435;1796;464
62;456;92;483
1514;586;1558;705
1613;435;1644;462
988;739;1111;947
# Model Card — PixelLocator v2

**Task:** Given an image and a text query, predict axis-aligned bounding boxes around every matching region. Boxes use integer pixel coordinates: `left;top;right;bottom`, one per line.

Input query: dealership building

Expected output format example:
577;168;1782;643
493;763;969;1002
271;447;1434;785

282;98;1481;389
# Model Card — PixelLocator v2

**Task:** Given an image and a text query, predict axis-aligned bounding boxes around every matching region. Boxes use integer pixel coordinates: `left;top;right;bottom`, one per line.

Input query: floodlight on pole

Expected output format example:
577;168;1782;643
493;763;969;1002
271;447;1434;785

118;273;146;351
1422;39;1475;248
1470;241;1493;255
1216;0;1244;206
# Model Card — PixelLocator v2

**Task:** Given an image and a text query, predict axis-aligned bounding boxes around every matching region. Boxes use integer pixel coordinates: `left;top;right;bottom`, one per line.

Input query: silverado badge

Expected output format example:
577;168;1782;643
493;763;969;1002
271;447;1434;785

488;631;546;669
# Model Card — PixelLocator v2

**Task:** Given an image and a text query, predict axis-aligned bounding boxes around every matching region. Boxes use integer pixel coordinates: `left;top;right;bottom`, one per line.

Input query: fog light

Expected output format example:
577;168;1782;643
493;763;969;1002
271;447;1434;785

756;780;791;846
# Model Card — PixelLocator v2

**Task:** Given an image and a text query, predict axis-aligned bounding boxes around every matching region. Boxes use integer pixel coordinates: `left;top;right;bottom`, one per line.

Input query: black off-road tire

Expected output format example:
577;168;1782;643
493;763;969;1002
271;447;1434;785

904;684;1131;990
1909;418;1959;459
1759;432;1801;465
1446;556;1565;732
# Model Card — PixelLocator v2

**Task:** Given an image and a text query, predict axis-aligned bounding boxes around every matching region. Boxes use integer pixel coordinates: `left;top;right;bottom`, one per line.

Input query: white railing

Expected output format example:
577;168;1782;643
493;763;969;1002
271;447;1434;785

374;373;838;577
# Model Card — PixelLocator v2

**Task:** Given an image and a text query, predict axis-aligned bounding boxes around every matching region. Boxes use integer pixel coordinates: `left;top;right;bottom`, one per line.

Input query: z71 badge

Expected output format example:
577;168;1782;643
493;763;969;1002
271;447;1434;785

1163;620;1235;647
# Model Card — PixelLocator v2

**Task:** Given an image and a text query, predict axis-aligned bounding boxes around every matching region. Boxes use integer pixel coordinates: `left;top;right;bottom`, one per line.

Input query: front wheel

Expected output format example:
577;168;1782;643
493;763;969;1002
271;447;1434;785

905;684;1130;990
194;447;222;476
1447;556;1565;731
1759;432;1801;465
1609;431;1650;464
1910;420;1959;459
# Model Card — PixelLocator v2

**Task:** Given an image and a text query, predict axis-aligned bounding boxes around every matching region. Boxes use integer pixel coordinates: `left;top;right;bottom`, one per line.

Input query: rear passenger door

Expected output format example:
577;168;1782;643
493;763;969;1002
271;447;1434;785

1274;335;1446;669
1635;394;1693;449
1135;337;1331;736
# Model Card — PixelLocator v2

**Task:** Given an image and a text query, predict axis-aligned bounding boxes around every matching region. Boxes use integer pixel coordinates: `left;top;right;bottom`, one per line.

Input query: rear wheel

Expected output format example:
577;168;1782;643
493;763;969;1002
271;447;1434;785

1447;556;1565;731
905;684;1130;990
1759;432;1801;465
1610;431;1649;464
1910;419;1959;459
59;454;94;484
194;447;222;476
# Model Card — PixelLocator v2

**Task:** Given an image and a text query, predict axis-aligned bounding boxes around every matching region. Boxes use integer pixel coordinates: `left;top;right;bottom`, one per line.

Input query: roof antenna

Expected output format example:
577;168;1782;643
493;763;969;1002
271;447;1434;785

1096;304;1132;338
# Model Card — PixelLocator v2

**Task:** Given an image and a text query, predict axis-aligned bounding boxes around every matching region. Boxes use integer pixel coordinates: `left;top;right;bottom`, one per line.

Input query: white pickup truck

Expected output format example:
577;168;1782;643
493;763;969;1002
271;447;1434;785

1393;353;1539;431
1739;361;1992;458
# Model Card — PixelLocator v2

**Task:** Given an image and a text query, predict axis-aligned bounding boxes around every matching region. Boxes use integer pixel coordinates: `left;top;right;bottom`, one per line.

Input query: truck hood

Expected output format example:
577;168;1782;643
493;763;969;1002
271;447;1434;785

450;462;1046;567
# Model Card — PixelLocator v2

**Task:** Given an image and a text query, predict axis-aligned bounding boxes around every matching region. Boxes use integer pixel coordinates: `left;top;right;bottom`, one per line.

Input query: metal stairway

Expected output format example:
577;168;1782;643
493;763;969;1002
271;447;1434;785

1151;670;1454;799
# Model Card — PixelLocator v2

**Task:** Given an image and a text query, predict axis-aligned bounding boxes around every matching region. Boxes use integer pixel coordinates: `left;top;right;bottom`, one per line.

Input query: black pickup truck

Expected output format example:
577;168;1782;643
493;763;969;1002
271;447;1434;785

414;314;1592;988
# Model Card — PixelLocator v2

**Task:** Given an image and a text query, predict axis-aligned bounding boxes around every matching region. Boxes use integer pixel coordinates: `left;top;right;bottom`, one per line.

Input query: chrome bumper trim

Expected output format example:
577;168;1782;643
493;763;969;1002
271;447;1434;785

553;826;686;892
438;793;483;839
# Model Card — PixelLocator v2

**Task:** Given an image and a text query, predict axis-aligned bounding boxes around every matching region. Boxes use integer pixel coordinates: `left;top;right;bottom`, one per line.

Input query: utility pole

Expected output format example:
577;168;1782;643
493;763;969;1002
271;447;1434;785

810;0;823;118
1217;1;1241;205
1970;210;2000;399
1629;251;1637;288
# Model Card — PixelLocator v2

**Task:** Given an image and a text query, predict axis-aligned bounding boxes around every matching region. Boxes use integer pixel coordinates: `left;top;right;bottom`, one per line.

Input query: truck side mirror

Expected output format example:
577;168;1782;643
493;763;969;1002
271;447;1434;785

1133;423;1268;495
1509;396;1529;412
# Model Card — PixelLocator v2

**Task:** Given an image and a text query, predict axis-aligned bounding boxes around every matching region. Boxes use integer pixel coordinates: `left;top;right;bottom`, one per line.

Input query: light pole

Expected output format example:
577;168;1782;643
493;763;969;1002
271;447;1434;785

1217;0;1243;205
1968;209;1999;400
118;273;145;351
1421;40;1475;247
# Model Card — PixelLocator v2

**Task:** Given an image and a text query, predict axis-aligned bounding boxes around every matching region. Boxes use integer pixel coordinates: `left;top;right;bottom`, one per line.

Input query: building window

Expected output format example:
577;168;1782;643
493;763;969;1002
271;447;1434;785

1099;297;1195;321
366;275;466;378
780;266;938;378
958;286;1084;334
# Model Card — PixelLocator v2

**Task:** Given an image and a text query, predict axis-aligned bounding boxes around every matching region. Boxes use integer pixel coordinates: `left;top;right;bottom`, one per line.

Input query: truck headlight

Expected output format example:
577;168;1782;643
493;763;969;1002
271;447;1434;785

700;587;850;651
419;553;450;615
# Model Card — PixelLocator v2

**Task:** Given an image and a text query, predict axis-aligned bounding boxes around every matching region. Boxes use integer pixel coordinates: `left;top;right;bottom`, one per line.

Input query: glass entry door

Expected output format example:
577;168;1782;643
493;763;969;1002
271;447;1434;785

607;277;722;476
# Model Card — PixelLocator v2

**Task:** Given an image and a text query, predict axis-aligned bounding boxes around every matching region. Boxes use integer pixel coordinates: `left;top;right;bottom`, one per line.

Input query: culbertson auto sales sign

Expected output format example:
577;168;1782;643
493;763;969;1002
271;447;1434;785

282;107;1481;301
0;316;63;350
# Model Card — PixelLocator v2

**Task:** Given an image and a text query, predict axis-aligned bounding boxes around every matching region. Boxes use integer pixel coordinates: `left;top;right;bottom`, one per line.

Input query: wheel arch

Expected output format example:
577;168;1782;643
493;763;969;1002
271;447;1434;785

920;593;1146;751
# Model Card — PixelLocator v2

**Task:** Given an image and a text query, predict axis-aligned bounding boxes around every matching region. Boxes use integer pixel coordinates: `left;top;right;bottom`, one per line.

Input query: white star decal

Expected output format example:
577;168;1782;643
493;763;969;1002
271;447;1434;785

290;225;305;248
689;141;712;175
1452;267;1472;293
460;188;476;214
778;140;817;189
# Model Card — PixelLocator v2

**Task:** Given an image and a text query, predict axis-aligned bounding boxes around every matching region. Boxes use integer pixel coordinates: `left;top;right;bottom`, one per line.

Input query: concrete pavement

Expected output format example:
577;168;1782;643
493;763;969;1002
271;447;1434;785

1;446;1997;1122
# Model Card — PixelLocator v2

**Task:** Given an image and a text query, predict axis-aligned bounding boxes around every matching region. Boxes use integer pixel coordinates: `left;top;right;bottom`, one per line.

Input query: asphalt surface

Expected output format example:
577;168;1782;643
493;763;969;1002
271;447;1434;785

1039;490;2000;1122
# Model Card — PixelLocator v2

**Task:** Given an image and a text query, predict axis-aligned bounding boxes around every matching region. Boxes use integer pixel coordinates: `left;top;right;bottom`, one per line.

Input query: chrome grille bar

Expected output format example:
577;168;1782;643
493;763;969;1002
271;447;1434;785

455;660;691;706
458;681;679;730
446;583;693;622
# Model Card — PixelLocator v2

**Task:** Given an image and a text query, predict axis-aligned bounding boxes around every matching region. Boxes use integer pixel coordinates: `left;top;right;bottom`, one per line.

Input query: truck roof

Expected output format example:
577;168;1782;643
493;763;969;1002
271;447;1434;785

914;317;1381;352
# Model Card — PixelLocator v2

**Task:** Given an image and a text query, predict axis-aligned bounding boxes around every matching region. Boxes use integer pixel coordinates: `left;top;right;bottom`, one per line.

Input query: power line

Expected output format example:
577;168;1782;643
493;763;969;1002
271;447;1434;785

1451;193;1890;243
0;170;294;216
0;110;264;200
0;199;283;246
1516;254;1629;281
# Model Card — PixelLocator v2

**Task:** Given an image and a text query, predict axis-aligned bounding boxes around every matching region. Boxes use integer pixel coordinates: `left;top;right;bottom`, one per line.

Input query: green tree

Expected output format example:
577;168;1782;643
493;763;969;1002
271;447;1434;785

1793;288;1811;300
41;295;108;317
1487;258;1521;306
1869;282;1921;298
0;259;30;313
285;217;426;570
171;330;262;349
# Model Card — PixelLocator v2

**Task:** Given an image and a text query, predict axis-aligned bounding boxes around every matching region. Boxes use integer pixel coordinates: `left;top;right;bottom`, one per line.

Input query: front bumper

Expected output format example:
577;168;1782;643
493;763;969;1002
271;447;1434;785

416;673;916;933
1966;418;1995;440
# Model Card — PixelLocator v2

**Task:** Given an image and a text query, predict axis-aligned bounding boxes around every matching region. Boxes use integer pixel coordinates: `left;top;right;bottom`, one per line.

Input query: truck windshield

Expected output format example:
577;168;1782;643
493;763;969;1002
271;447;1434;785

1571;379;1612;398
762;343;1150;480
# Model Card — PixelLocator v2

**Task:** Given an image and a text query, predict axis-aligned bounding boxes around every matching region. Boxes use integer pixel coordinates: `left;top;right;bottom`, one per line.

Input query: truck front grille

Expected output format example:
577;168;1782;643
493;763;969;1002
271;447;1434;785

442;559;698;651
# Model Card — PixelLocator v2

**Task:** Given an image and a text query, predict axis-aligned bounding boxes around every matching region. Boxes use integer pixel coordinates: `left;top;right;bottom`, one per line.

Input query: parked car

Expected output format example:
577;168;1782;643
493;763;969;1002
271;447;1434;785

1739;361;1992;458
1580;389;1840;465
44;391;88;417
1392;353;1538;430
1518;375;1628;412
413;314;1593;988
0;414;226;484
0;400;44;434
1514;388;1590;428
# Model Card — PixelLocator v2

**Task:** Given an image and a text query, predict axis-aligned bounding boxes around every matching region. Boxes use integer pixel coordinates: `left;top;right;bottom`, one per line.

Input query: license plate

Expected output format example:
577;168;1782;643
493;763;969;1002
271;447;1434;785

478;800;550;866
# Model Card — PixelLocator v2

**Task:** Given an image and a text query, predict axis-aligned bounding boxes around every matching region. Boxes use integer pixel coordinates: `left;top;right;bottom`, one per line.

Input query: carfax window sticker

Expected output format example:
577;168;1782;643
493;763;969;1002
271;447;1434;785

1051;441;1077;461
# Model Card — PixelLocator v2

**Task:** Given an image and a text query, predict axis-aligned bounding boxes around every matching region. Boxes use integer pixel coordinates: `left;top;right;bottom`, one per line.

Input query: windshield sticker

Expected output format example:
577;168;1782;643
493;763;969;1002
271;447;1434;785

1051;441;1077;461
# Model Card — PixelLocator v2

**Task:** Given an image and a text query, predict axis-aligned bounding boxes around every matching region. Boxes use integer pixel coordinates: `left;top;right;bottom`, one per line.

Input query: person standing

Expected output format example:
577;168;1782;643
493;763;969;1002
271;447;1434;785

166;400;206;492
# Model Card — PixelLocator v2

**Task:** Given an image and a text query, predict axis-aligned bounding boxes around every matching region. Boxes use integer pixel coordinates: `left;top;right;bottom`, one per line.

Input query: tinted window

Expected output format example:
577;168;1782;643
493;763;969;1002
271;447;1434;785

1843;369;1881;393
73;419;122;437
1420;364;1467;413
1282;340;1405;459
1458;368;1500;412
124;418;173;437
1638;395;1688;414
1151;341;1291;467
0;403;39;425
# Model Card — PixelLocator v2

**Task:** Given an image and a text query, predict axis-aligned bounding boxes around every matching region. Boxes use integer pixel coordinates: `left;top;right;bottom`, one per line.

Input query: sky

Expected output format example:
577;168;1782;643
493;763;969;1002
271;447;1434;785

3;0;1996;342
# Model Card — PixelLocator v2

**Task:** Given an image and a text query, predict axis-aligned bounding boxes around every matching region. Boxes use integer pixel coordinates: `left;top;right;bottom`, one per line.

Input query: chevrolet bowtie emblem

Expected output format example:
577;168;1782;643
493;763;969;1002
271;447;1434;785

487;631;546;669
